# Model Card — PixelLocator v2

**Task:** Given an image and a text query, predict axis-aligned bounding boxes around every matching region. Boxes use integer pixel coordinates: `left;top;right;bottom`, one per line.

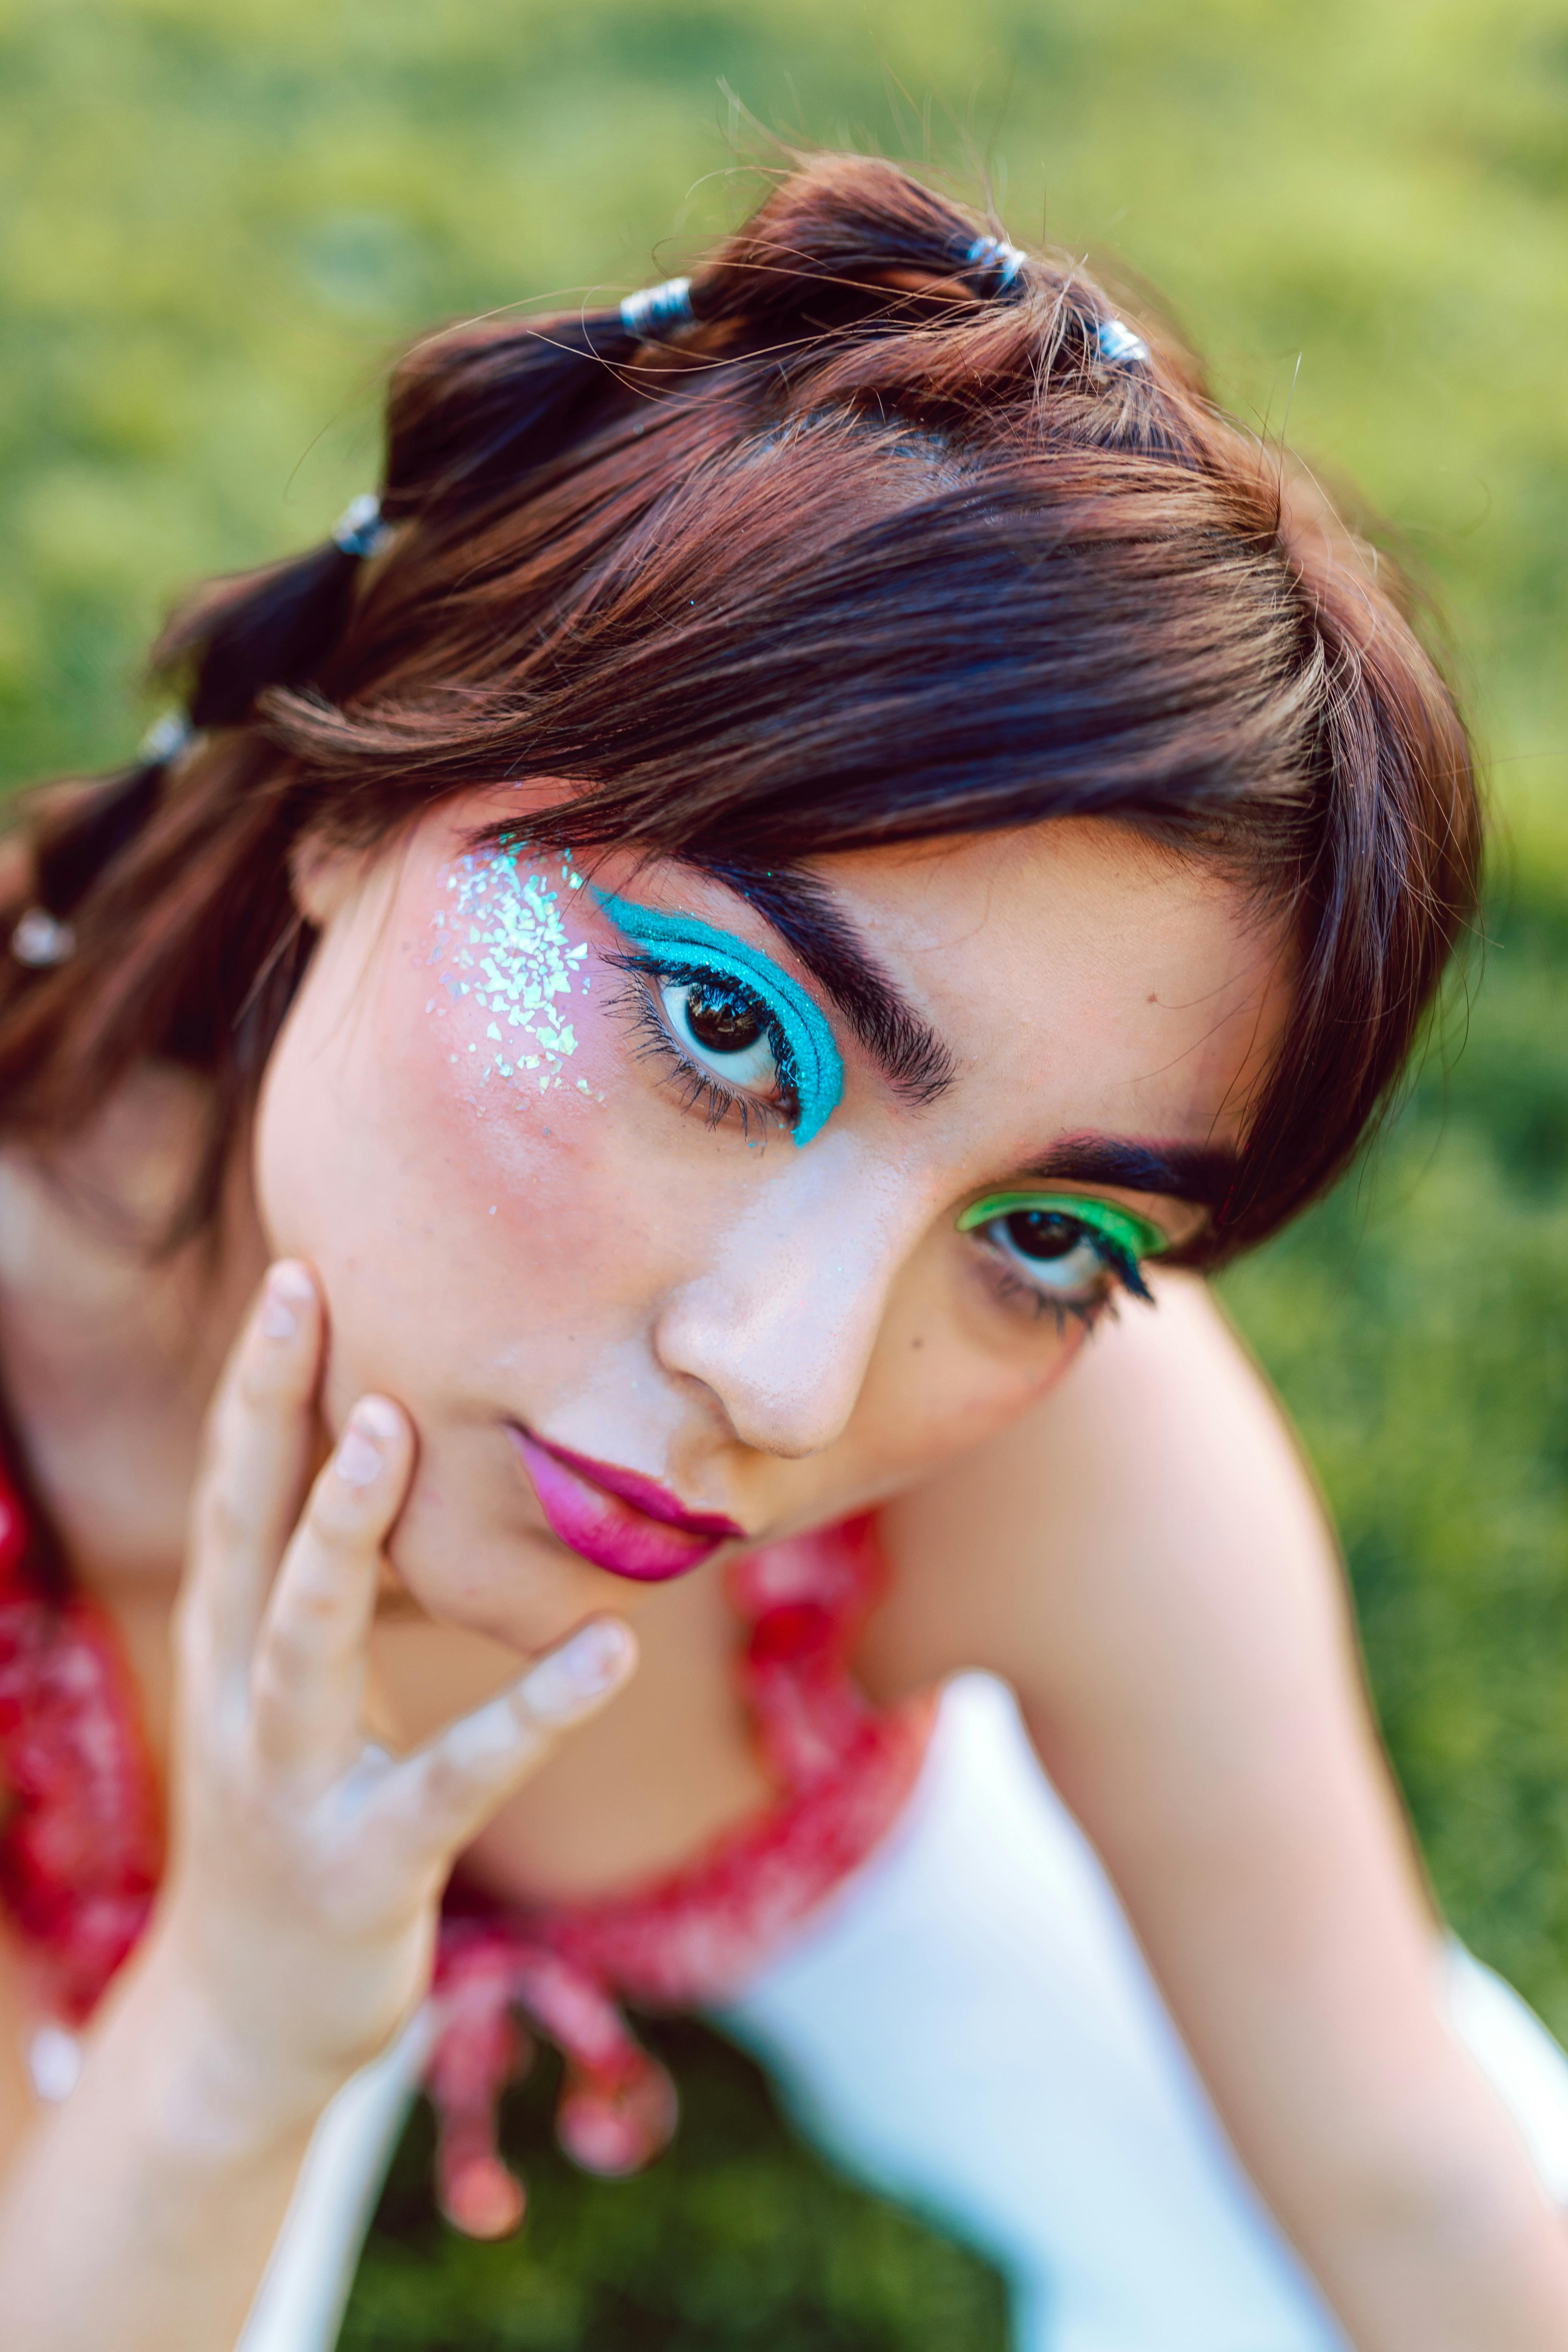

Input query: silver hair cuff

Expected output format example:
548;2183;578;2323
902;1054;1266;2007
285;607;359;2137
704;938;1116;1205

620;276;694;340
10;908;76;969
10;709;195;973
139;708;193;765
332;492;394;560
1097;317;1150;366
967;234;1026;289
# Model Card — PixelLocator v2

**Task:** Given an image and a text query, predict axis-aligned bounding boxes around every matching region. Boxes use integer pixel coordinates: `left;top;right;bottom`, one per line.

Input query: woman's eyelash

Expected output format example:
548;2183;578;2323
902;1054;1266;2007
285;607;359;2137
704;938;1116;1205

999;1276;1108;1334
608;948;1160;1323
986;1254;1124;1336
976;1216;1152;1333
1096;1236;1152;1304
608;962;794;1140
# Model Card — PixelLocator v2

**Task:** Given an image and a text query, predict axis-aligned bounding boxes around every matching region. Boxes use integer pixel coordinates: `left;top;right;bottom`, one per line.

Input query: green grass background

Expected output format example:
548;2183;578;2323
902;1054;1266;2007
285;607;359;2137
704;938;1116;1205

4;2;1567;2341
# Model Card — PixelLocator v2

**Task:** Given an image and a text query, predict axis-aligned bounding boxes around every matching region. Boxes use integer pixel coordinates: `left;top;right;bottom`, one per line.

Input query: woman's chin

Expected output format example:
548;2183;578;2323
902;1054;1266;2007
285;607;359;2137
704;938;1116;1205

384;1520;641;1657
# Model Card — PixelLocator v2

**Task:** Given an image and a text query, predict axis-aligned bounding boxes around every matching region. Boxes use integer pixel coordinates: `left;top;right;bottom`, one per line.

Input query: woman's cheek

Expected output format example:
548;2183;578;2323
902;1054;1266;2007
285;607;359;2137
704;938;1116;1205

406;898;639;1277
419;842;611;1110
385;1442;626;1656
852;1264;1088;1482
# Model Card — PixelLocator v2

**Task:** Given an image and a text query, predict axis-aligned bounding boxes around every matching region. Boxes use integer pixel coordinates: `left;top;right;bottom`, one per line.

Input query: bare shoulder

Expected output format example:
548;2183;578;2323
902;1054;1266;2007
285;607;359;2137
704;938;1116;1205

860;1271;1340;1701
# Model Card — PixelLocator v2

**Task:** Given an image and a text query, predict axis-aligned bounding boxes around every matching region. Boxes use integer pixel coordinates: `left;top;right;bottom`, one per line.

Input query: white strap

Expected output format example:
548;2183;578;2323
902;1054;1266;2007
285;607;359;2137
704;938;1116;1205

236;2007;435;2352
1442;1941;1568;2206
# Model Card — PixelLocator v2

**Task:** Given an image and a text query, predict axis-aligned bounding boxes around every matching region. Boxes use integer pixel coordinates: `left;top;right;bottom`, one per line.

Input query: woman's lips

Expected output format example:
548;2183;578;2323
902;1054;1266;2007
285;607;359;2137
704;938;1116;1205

510;1429;746;1583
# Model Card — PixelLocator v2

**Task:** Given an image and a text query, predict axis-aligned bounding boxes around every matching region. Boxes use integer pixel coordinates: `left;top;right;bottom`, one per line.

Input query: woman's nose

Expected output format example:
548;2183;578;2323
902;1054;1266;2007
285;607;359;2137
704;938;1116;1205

650;1171;909;1458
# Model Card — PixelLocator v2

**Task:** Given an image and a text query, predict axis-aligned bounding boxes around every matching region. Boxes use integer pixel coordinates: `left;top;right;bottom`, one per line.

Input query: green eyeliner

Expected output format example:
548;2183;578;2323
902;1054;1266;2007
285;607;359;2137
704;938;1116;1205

956;1191;1168;1266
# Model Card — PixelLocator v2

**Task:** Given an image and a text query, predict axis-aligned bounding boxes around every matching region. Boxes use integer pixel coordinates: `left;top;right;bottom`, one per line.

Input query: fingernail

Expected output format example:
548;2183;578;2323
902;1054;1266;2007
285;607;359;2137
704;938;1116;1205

336;1399;398;1488
260;1262;313;1341
524;1620;635;1717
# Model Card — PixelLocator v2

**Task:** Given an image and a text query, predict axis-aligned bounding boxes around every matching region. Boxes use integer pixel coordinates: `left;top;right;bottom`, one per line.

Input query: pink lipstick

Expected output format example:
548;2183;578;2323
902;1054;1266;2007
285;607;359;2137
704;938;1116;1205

511;1429;745;1583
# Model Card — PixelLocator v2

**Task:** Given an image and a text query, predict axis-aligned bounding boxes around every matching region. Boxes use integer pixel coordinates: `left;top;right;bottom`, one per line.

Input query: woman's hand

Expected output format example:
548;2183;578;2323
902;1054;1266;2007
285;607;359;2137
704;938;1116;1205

154;1256;635;2115
0;1259;635;2352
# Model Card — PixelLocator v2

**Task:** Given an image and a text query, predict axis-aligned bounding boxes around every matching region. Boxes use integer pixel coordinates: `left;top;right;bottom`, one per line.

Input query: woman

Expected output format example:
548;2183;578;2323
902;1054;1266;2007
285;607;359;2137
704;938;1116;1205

1;154;1566;2352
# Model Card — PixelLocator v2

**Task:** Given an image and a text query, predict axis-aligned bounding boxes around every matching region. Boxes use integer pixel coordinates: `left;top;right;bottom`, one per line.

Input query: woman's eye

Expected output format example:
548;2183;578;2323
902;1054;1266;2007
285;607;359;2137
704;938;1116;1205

659;977;782;1096
983;1209;1108;1301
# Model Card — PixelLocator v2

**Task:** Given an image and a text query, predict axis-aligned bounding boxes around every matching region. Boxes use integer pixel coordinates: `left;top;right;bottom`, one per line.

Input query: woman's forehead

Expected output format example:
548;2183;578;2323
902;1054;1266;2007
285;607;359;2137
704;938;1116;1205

802;825;1288;1148
804;823;1282;1012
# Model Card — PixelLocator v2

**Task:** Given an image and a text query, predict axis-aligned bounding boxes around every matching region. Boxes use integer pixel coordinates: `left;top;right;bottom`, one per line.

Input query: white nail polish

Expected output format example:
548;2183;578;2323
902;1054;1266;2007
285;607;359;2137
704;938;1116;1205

524;1621;634;1717
260;1262;313;1338
336;1425;383;1486
260;1294;297;1340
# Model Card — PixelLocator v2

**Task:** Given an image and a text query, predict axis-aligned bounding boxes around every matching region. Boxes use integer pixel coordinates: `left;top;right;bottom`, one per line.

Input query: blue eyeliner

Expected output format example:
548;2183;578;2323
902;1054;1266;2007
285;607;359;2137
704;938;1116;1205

593;889;845;1146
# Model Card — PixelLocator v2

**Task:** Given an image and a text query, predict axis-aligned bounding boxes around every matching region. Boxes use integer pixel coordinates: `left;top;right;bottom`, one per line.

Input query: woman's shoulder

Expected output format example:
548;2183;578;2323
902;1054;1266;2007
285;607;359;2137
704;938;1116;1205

858;1273;1333;1700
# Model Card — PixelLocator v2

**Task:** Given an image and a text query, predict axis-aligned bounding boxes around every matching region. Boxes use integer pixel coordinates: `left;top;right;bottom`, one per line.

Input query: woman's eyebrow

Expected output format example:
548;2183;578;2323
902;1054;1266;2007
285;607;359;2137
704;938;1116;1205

1020;1135;1240;1211
690;858;957;1105
679;866;1240;1208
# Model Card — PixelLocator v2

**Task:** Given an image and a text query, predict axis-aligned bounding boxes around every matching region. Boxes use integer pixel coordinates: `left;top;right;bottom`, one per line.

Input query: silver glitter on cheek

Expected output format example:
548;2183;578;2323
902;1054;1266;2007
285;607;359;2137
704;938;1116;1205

426;847;593;1093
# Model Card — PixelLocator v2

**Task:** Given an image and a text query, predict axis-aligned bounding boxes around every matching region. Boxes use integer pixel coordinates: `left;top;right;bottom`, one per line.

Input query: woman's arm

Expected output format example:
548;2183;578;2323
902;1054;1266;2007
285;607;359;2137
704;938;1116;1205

0;1265;635;2352
869;1272;1568;2352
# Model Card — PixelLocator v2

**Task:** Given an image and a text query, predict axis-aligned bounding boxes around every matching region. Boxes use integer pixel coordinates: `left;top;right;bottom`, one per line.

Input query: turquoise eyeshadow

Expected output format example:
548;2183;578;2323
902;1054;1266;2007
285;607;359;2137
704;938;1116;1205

593;889;845;1146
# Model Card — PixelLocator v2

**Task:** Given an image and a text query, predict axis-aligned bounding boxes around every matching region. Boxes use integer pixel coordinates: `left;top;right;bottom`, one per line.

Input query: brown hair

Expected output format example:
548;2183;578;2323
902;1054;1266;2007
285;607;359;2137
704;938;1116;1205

0;155;1478;1262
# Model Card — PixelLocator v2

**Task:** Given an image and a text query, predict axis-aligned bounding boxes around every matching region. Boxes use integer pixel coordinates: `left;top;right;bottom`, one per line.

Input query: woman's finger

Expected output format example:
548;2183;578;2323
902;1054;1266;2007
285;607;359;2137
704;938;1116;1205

379;1618;637;1867
183;1261;323;1690
250;1395;412;1780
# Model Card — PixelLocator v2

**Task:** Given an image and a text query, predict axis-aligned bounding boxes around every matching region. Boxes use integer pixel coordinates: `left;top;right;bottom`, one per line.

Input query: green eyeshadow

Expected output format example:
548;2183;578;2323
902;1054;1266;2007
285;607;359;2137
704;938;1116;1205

956;1191;1168;1264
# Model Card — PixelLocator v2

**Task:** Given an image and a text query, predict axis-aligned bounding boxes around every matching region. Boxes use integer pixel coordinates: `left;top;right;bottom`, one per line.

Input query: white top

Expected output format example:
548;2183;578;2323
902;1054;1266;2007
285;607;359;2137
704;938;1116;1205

238;2007;435;2352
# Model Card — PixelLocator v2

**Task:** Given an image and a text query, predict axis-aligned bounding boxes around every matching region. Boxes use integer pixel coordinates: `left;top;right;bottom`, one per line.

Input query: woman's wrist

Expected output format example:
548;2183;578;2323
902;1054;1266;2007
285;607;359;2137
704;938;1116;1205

0;1944;334;2352
96;1930;355;2173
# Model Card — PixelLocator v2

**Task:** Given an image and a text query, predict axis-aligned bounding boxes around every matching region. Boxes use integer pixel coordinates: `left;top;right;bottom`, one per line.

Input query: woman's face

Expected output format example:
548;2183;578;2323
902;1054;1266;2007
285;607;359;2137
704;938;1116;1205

256;791;1289;1653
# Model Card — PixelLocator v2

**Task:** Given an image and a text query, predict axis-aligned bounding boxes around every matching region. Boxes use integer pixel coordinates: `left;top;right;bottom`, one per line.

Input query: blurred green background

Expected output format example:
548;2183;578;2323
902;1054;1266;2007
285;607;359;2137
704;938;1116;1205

4;1;1567;2342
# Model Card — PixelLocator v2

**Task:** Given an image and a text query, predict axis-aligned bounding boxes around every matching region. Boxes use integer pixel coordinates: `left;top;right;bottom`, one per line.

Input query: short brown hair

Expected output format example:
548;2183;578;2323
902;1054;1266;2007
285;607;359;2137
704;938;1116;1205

0;154;1479;1259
